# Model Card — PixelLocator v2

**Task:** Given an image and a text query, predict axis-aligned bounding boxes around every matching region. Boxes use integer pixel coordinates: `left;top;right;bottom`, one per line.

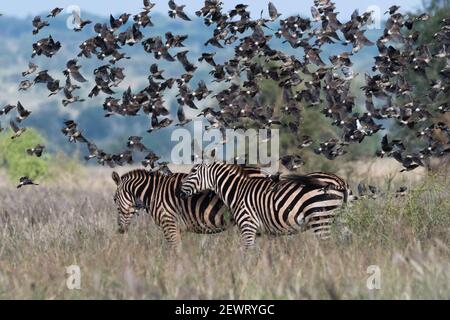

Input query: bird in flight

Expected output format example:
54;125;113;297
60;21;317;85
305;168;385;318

17;177;39;188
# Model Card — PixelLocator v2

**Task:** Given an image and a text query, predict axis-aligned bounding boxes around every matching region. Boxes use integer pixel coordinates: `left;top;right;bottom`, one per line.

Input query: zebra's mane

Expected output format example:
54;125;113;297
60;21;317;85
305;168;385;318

120;169;152;179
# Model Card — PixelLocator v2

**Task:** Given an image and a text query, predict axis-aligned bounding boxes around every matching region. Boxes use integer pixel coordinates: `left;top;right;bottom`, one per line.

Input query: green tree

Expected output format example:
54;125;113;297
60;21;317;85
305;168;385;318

0;128;49;181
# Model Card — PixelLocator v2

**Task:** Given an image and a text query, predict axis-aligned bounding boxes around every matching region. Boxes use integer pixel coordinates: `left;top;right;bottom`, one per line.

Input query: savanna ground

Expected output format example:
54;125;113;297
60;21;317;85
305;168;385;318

0;160;449;299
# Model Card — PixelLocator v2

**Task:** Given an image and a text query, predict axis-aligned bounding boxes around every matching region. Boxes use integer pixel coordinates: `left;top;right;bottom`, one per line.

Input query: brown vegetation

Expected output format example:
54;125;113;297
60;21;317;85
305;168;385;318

0;164;448;299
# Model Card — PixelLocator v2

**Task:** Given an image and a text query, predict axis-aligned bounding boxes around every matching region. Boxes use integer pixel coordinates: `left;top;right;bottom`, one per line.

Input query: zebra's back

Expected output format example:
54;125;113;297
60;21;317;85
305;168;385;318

237;177;345;236
179;163;349;245
149;172;231;234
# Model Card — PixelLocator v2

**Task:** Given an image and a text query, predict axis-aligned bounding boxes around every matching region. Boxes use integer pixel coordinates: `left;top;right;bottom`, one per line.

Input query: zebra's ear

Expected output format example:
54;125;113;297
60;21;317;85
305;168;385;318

112;171;121;186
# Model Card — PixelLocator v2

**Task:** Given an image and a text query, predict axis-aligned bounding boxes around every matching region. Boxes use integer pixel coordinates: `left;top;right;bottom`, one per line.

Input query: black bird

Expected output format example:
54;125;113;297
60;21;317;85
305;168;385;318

110;13;131;30
134;10;154;27
165;32;188;47
47;7;63;18
32;35;61;58
10;120;26;139
193;80;211;100
268;2;281;21
376;134;404;158
110;67;126;86
143;0;156;11
127;136;148;152
437;103;450;113
62;87;85;106
314;139;348;160
17;177;38;188
198;53;217;66
16;101;32;123
118;24;143;46
84;141;100;161
33;70;54;84
357;182;379;199
109;50;131;64
149;63;165;80
142;151;160;168
158;162;173;175
392;151;424;172
205;37;224;48
168;0;191;21
177;85;198;109
298;135;313;148
113;150;133;166
280;154;305;171
142;36;175;61
26;144;45;157
0;104;16;115
176;50;197;73
47;80;64;96
32;16;50;35
97;151;115;168
63;59;87;83
176;105;191;126
385;5;400;15
89;66;116;97
61;120;88;143
305;47;326;66
395;186;408;197
310;6;321;22
18;80;32;91
22;62;38;77
147;115;173;132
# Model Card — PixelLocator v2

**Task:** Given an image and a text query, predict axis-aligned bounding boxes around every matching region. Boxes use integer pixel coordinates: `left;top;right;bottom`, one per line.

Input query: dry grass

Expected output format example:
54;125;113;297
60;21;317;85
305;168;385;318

0;166;449;299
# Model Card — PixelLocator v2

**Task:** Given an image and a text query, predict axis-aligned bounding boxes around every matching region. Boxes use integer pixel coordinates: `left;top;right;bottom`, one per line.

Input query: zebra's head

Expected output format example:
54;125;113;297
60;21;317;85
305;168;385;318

179;163;211;198
112;171;139;234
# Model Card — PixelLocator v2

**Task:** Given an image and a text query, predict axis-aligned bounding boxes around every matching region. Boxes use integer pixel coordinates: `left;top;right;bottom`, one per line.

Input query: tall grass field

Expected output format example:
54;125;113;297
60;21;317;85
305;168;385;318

0;167;448;299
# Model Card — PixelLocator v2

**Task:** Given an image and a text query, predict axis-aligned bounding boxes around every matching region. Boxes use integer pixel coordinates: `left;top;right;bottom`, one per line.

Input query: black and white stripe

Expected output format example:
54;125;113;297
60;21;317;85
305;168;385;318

112;167;267;245
180;162;350;246
112;169;230;245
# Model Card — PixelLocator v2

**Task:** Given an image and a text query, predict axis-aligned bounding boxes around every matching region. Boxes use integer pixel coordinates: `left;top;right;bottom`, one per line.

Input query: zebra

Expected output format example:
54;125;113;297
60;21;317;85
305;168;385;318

111;167;267;245
179;162;351;246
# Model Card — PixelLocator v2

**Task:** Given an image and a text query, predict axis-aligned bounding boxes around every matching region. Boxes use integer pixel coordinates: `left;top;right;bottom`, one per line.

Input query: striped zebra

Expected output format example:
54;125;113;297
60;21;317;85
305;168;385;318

179;162;350;246
111;167;266;245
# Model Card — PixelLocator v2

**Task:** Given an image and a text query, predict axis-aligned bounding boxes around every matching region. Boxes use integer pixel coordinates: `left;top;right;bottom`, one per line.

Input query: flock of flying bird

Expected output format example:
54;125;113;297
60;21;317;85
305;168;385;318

0;0;449;188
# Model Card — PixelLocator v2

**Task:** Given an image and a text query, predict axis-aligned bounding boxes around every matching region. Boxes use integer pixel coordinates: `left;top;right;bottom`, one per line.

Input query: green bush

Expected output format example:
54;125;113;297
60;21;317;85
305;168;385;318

0;128;49;181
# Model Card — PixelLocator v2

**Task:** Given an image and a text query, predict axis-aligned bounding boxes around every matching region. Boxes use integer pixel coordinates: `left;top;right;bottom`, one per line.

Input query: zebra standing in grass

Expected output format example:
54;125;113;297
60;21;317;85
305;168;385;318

179;162;351;246
111;167;266;245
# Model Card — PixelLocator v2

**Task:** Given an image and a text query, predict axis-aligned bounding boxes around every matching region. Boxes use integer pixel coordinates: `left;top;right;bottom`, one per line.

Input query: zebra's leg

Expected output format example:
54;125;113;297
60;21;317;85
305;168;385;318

160;213;181;247
305;210;335;240
234;209;258;248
